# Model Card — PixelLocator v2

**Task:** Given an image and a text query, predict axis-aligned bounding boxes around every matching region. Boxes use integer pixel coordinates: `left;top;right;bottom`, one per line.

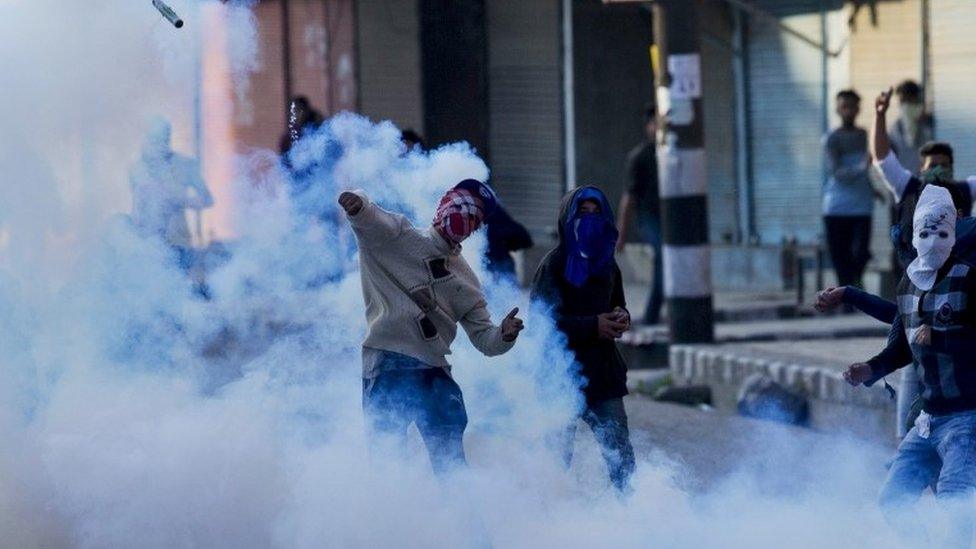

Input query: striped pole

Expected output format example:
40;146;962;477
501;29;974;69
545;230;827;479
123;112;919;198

652;0;714;343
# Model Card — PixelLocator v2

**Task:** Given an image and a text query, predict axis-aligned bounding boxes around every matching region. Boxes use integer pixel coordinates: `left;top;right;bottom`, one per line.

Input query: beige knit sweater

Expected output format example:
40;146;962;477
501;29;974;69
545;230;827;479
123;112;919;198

347;191;515;374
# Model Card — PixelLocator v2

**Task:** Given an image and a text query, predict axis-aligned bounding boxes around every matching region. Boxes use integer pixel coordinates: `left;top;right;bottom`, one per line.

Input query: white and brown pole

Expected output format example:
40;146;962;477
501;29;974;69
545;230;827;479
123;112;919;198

652;0;714;343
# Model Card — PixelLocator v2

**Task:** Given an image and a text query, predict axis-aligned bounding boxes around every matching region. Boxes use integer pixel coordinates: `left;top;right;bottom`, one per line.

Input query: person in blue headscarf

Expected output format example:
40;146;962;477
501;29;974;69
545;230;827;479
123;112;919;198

530;185;635;493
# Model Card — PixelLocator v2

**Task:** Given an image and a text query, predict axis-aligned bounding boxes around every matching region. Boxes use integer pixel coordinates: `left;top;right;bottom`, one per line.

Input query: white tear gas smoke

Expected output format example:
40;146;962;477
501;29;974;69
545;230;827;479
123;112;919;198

0;1;933;548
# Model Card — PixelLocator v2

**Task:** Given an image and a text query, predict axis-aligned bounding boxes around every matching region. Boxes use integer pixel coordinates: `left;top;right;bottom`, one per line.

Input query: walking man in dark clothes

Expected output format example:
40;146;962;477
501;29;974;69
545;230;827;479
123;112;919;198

532;185;636;493
844;185;976;548
617;104;663;325
822;89;877;290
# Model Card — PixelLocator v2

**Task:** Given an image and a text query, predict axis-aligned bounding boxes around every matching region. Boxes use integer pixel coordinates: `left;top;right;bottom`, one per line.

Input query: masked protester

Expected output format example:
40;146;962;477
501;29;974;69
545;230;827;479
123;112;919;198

129;116;213;270
530;186;636;494
338;180;524;476
871;87;976;438
889;80;933;177
843;185;976;548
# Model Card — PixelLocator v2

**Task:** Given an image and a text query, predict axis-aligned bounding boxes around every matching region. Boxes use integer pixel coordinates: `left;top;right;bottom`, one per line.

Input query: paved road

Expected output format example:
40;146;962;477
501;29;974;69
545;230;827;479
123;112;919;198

622;396;893;497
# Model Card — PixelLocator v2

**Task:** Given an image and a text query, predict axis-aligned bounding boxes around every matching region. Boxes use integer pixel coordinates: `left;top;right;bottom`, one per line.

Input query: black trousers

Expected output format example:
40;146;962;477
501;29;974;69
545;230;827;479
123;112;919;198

824;215;872;288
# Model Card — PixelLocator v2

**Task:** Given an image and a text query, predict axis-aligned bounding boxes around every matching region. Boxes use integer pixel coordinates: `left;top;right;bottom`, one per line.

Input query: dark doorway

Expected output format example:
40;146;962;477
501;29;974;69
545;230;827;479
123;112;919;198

419;0;490;160
572;1;654;212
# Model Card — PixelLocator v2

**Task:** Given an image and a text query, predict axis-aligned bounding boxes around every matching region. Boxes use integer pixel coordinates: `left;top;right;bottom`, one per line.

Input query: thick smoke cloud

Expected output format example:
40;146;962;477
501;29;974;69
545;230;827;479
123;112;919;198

0;1;924;548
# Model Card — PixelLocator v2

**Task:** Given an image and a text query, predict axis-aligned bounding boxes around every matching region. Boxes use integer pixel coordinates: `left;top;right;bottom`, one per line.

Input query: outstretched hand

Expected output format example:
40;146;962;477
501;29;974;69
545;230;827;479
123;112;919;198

814;286;846;313
842;362;872;386
501;307;524;342
338;191;364;216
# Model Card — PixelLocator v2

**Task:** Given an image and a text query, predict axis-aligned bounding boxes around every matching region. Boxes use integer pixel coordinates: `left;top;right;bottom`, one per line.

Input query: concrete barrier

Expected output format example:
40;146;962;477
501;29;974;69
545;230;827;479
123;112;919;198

670;344;897;444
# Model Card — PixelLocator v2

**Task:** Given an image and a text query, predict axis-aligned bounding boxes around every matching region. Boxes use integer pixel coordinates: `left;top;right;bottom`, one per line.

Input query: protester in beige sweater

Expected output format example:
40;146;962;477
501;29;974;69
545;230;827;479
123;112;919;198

339;179;523;474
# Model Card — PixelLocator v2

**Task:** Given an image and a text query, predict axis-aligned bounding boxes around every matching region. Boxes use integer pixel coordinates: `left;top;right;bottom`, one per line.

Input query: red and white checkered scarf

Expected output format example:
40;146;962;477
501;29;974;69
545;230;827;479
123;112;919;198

433;188;485;244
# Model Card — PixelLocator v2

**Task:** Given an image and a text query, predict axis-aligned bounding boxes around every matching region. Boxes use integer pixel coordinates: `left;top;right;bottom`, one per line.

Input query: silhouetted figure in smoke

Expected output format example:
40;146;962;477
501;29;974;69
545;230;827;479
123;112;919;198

484;203;533;283
130;116;213;271
279;95;324;170
400;128;425;153
531;186;635;494
278;96;343;236
339;180;524;475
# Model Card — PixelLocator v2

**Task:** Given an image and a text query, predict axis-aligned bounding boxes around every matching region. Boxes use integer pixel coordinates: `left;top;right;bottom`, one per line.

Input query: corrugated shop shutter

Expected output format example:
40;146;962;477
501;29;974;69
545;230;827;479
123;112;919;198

355;0;424;132
746;0;826;245
487;0;565;242
931;2;976;178
849;0;922;270
700;3;738;245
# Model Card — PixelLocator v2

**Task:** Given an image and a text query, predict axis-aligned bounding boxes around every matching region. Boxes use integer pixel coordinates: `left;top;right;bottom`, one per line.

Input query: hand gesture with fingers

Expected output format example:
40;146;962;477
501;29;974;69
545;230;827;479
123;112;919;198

501;307;524;342
876;87;893;116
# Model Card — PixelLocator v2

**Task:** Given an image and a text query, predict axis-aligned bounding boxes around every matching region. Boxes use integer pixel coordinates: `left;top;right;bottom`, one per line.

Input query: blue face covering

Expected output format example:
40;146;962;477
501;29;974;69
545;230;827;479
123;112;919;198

563;188;618;287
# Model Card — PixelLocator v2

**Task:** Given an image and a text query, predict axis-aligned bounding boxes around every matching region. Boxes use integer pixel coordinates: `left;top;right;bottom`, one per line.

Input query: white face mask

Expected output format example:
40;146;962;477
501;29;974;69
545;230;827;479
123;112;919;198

907;185;956;290
900;102;924;124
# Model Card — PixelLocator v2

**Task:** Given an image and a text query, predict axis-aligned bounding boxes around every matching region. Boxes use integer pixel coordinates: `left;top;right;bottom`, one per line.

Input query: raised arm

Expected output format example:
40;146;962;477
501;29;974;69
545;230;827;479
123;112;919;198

872;88;913;201
339;190;407;246
871;87;893;161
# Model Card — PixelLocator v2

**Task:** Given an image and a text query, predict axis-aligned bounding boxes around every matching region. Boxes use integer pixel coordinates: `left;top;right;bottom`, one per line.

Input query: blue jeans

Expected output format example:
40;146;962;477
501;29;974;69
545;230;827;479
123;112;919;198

879;409;976;548
362;352;468;475
559;397;636;493
637;213;664;324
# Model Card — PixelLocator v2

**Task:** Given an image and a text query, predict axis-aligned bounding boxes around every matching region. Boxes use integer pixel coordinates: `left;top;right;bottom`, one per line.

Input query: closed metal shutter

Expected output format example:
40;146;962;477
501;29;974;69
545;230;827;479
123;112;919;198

746;0;826;245
487;0;565;241
849;0;922;270
700;3;738;245
355;0;424;132
931;2;976;177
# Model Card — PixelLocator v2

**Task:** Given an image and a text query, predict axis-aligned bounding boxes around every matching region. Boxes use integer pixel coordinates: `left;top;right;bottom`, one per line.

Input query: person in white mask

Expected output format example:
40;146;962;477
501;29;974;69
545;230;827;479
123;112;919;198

844;185;976;549
889;80;933;176
129;116;213;269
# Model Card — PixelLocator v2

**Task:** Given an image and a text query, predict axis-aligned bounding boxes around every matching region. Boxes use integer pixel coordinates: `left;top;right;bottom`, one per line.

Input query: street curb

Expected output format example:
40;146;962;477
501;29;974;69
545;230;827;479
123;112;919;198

669;344;894;409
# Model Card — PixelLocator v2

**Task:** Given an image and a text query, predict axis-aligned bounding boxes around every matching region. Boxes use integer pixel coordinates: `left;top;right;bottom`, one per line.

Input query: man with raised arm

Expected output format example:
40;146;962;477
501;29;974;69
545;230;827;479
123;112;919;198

338;180;524;475
871;87;976;436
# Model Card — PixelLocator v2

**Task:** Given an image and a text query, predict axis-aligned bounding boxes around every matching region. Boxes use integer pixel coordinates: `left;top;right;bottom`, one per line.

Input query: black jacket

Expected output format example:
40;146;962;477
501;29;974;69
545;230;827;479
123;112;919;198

530;187;629;404
485;205;533;271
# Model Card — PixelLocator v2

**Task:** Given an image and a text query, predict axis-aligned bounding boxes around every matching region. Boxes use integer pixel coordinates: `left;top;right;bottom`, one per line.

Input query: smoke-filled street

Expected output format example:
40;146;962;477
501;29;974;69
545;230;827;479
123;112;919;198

4;0;976;548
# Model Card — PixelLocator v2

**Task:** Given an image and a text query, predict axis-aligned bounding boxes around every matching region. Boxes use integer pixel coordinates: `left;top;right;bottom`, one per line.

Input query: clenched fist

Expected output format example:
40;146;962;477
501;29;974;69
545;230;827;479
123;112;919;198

338;191;364;216
842;362;873;386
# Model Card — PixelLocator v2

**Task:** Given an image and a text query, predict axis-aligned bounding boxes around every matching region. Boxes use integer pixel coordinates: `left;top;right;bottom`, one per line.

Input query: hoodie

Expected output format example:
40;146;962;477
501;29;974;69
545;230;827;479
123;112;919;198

530;186;629;404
